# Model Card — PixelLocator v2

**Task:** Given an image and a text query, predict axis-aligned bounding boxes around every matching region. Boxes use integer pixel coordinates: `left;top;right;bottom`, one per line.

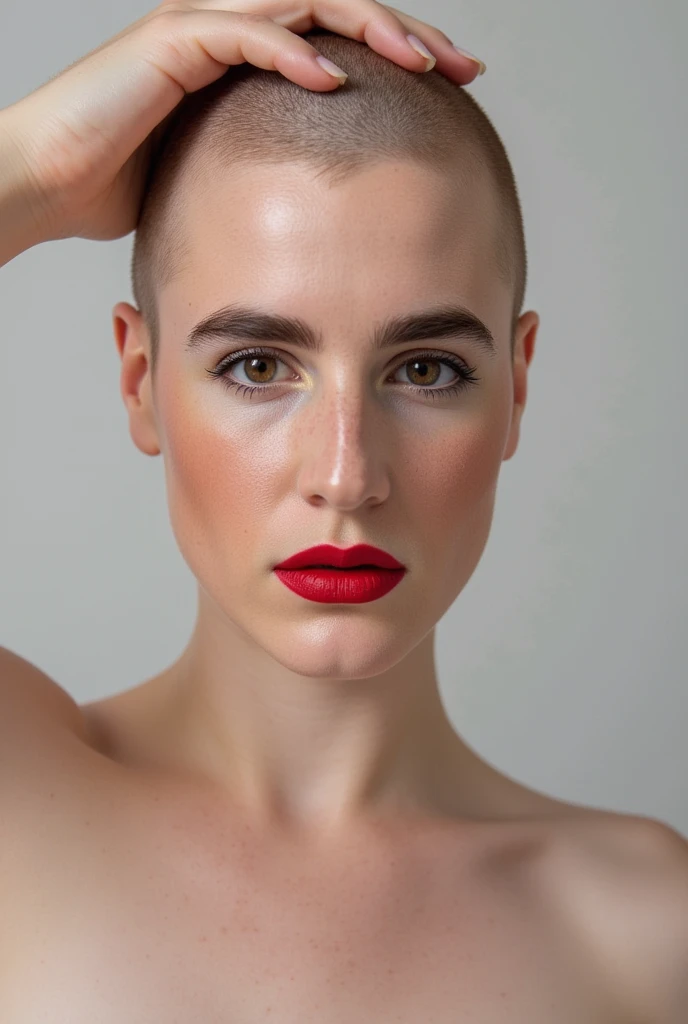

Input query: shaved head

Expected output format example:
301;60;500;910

131;28;527;375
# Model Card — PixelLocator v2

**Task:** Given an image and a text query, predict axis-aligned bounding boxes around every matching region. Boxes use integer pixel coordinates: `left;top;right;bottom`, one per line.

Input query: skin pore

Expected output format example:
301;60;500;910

109;157;539;845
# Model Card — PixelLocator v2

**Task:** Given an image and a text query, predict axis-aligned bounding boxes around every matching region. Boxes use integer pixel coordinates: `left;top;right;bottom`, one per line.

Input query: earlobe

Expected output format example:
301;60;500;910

502;409;522;463
111;301;161;457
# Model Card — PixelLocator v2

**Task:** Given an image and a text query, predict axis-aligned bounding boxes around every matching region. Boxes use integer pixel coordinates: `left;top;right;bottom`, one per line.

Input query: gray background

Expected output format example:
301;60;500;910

1;1;686;835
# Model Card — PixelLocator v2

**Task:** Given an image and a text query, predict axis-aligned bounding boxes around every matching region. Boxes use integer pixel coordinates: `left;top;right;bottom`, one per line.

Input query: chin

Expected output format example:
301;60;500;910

255;619;423;681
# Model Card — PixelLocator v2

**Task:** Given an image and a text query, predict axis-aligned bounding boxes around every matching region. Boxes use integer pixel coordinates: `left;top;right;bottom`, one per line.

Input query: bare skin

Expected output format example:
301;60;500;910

1;648;687;1023
1;1;687;1020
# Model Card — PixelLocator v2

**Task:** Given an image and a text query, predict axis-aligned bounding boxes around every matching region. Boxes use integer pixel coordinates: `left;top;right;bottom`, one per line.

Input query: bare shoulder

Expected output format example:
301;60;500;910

0;644;87;742
0;645;92;808
547;809;688;1023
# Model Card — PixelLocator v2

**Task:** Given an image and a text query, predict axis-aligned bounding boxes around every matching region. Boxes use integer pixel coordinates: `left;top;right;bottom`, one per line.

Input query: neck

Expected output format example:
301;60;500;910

144;608;489;839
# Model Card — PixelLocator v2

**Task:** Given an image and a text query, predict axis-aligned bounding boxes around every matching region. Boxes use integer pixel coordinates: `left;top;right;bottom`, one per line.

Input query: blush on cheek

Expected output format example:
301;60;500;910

160;406;251;561
411;418;506;590
427;414;507;502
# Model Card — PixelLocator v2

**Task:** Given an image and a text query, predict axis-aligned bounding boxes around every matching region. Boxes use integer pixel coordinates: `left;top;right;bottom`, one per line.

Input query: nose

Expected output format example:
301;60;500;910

296;384;391;511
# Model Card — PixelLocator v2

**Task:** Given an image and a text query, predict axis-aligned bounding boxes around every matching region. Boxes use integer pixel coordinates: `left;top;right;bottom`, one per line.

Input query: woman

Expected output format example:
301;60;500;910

1;2;686;1020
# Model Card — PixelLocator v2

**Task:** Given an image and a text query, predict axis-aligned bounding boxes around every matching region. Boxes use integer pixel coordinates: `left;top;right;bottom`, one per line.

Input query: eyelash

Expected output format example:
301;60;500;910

206;347;481;402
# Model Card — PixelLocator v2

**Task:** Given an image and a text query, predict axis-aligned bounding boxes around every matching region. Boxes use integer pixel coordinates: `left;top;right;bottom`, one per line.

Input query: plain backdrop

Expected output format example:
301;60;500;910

1;0;686;835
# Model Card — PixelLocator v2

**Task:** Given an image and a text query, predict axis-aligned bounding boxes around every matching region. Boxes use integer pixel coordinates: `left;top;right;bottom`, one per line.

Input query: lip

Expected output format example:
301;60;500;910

274;543;405;571
273;565;405;604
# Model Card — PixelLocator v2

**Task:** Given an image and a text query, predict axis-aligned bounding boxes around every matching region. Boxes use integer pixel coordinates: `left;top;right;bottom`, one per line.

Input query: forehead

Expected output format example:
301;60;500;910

160;159;511;339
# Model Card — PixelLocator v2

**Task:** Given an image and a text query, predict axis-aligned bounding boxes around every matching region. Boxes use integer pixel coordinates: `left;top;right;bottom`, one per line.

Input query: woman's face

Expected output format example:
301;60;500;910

116;158;537;680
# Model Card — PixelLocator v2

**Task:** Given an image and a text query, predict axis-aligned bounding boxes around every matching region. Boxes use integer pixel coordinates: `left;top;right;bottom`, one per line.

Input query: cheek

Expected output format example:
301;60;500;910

413;405;510;526
405;387;513;598
156;368;511;569
158;396;257;554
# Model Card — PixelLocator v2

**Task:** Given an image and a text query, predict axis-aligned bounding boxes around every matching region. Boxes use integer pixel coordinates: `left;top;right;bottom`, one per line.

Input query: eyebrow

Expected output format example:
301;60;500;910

185;303;497;356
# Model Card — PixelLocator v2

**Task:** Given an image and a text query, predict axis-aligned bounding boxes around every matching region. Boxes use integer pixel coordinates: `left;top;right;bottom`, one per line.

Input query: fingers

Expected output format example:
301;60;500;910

302;0;447;74
378;3;485;80
140;8;350;94
146;0;485;87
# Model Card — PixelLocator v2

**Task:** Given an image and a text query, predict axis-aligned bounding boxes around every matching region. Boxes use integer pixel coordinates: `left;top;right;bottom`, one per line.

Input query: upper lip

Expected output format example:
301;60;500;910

274;543;405;570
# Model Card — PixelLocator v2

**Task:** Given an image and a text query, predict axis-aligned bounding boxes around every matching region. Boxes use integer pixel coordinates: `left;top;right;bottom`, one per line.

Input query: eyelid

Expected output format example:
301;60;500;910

213;344;472;377
216;346;299;383
208;344;481;404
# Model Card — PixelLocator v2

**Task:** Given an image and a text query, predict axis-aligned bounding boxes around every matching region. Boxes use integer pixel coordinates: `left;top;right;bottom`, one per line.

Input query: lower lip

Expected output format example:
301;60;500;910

273;567;406;604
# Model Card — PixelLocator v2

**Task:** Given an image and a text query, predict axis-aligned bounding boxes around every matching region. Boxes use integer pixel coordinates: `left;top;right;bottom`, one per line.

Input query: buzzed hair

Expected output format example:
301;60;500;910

131;28;527;375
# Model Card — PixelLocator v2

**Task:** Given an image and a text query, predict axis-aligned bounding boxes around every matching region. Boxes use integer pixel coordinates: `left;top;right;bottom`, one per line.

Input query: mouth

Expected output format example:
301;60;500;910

305;564;379;570
273;556;406;604
274;543;405;572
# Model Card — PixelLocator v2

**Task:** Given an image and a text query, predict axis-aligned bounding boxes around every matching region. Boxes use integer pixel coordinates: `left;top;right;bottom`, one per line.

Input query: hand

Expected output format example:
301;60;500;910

1;0;483;247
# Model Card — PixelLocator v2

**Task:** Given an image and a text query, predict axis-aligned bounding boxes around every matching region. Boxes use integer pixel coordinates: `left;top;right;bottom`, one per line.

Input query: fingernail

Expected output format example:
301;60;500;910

406;34;436;71
452;45;486;75
315;55;348;82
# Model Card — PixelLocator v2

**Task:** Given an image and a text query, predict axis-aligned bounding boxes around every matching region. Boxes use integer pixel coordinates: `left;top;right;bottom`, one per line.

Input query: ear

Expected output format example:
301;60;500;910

112;302;161;457
502;309;539;462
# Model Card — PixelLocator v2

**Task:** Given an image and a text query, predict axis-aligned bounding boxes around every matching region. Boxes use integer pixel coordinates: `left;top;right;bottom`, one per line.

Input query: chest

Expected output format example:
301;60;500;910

2;807;625;1024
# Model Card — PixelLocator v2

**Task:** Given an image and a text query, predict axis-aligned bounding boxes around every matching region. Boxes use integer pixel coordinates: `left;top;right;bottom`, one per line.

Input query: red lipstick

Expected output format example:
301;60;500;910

273;544;406;604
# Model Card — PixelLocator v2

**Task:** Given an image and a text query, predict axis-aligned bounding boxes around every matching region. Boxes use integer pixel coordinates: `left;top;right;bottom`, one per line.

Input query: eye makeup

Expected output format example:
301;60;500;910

206;346;481;403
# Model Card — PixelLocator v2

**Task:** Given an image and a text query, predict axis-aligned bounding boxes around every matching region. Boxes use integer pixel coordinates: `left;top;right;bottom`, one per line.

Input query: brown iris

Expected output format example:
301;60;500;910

242;356;442;387
244;357;276;383
406;359;441;386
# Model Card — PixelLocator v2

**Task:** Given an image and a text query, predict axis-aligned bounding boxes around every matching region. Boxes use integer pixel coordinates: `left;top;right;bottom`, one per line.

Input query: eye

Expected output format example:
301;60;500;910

206;347;480;401
389;353;480;399
206;349;294;399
